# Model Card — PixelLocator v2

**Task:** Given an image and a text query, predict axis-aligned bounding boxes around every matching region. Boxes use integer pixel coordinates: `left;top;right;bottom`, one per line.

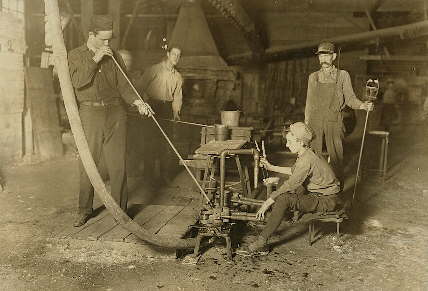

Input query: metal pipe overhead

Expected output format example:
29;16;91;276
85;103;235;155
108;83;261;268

227;20;428;63
360;55;428;61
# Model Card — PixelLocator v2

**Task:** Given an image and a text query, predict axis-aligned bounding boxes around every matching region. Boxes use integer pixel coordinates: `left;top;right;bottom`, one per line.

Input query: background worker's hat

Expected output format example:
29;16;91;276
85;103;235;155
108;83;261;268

315;41;335;54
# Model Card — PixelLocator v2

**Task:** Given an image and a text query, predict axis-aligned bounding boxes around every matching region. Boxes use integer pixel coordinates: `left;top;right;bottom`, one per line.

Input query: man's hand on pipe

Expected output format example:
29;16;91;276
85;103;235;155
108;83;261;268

133;99;154;117
360;101;374;111
92;46;113;63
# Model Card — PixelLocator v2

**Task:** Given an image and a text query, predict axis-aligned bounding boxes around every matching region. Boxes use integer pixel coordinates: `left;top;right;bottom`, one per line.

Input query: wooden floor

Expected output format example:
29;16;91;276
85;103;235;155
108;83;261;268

57;204;197;244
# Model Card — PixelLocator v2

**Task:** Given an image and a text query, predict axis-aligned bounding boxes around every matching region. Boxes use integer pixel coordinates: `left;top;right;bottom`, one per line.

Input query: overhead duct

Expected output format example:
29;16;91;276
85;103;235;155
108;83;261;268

168;0;234;79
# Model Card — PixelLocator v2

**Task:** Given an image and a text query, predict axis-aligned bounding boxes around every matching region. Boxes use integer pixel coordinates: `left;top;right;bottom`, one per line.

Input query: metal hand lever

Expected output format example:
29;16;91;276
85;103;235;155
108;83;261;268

255;141;267;179
262;140;267;158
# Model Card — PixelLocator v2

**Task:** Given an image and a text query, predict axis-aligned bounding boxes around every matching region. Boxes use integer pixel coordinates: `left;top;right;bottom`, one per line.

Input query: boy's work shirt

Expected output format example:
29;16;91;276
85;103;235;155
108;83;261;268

270;149;340;200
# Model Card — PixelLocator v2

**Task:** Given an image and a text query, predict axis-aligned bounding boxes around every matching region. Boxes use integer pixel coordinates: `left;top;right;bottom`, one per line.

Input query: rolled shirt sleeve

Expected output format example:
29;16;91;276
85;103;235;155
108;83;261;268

304;73;316;123
172;74;183;114
68;50;98;89
342;70;363;110
269;156;311;200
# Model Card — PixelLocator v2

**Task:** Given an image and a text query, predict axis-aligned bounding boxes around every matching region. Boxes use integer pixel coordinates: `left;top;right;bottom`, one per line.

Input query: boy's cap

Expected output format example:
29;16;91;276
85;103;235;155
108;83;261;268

289;122;313;144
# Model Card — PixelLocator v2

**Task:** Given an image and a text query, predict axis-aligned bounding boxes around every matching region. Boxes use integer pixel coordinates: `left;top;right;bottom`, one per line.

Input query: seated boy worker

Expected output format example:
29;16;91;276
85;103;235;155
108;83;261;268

238;122;342;255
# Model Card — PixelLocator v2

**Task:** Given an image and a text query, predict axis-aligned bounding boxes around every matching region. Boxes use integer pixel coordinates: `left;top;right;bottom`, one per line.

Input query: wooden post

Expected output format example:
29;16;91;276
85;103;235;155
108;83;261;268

80;0;93;40
108;0;121;50
121;0;142;49
64;0;84;43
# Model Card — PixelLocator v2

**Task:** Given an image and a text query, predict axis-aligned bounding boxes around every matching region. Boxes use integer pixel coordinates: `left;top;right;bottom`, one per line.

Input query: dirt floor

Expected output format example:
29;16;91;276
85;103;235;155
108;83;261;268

0;123;427;291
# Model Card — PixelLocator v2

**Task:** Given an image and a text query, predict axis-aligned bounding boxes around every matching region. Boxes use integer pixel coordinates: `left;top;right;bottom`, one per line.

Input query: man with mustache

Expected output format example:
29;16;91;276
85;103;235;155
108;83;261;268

305;41;373;182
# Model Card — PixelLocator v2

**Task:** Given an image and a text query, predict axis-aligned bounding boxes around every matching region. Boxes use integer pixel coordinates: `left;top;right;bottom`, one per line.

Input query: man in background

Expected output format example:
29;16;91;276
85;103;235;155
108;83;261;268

305;41;373;181
137;46;183;185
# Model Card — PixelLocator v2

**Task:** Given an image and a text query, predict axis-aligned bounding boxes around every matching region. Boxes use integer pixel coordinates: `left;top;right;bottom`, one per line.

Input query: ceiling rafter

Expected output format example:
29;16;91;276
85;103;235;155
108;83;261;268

207;0;265;58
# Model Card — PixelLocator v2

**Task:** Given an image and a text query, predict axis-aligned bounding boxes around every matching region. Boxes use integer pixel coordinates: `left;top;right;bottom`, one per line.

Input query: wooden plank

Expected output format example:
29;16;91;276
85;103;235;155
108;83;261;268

195;140;247;155
156;206;196;238
72;214;118;241
125;205;186;243
57;208;110;239
99;204;163;242
150;206;187;235
98;223;131;242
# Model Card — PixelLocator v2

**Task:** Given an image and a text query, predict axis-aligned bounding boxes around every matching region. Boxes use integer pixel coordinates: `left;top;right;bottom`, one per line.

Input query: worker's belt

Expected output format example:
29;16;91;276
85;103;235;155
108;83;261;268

309;192;340;198
150;99;172;104
80;99;122;107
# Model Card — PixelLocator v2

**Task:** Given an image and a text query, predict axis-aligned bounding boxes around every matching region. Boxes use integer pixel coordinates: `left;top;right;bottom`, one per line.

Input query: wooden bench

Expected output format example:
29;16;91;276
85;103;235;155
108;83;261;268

307;209;348;246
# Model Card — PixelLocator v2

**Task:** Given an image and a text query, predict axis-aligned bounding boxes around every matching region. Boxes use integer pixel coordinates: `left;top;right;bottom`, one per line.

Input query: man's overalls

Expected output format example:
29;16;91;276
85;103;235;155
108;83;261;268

307;71;345;181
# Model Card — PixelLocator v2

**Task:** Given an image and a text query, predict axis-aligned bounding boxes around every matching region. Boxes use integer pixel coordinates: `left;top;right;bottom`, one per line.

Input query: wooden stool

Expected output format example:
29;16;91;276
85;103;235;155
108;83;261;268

307;209;348;246
367;130;390;183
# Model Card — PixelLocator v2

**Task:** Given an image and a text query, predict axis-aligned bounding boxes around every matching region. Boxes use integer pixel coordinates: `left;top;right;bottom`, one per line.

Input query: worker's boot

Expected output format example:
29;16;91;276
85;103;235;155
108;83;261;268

236;236;269;256
73;212;92;227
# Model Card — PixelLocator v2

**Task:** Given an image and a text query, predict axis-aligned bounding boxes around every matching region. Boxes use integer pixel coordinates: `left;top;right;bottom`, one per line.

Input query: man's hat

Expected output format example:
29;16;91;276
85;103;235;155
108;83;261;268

90;15;113;32
315;41;335;55
289;122;313;145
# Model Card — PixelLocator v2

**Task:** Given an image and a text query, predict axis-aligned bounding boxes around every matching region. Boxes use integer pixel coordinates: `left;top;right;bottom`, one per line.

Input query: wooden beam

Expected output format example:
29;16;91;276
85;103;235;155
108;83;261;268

108;0;121;50
364;8;390;56
64;0;84;42
228;20;428;63
120;0;143;49
424;0;428;20
369;0;387;12
360;55;428;61
80;0;93;40
208;0;265;57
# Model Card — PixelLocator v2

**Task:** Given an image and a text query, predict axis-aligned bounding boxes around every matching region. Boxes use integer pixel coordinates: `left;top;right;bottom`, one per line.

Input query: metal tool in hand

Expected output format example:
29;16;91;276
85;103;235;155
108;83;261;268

255;140;268;179
352;79;379;201
110;54;212;206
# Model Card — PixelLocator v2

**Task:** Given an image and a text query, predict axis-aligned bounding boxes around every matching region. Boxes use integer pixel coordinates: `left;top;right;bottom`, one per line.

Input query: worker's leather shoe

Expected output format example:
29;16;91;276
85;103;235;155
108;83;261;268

236;237;269;256
73;213;92;227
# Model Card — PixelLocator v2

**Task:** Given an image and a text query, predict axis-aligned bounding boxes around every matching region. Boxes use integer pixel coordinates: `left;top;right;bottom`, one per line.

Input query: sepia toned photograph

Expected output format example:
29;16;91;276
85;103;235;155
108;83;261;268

0;0;427;290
